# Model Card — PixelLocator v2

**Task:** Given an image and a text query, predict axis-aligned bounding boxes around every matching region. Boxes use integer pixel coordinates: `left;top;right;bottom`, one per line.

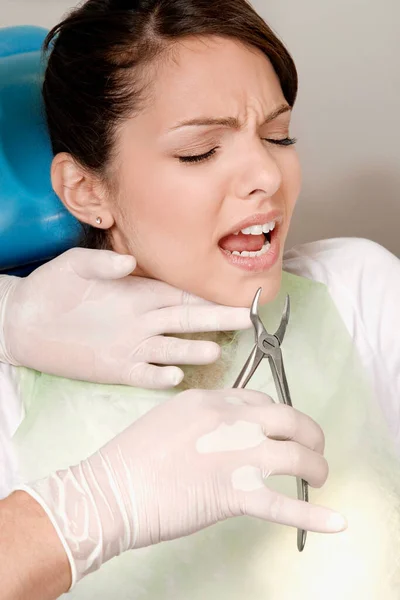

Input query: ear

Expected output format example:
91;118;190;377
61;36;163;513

51;153;115;229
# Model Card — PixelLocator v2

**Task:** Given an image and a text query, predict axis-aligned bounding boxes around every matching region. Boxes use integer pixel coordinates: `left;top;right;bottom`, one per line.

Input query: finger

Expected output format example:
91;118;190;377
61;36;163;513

246;487;347;534
67;248;137;280
255;404;325;454
122;279;212;310
146;305;252;335
261;440;329;488
136;336;222;365
122;362;184;389
128;280;240;309
125;278;251;312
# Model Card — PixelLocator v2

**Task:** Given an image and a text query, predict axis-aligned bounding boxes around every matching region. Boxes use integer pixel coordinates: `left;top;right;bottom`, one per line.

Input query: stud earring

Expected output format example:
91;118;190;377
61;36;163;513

95;216;102;225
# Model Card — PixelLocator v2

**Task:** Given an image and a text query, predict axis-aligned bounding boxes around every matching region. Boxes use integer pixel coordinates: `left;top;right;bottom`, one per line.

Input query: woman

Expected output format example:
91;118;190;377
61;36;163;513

3;0;400;598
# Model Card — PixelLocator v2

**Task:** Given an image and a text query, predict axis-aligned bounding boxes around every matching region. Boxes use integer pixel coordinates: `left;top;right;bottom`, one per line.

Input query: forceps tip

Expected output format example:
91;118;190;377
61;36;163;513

283;294;290;318
250;287;262;320
274;294;291;344
251;287;262;308
297;529;307;552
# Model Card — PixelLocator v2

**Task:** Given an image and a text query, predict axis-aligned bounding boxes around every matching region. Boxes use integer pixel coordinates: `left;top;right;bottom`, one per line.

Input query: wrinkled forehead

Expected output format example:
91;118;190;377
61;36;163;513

131;35;286;133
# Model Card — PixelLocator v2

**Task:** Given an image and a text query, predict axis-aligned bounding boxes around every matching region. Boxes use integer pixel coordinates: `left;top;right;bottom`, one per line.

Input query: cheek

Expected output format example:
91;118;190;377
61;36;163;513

115;162;220;255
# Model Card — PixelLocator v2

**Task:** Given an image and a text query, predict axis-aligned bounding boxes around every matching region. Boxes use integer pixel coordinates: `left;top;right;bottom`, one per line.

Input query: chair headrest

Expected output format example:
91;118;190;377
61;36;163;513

0;26;81;274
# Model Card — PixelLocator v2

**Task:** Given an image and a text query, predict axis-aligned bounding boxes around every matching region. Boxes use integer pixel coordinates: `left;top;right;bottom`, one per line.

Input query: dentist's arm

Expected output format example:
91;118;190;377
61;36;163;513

0;491;71;600
1;388;346;598
0;248;251;389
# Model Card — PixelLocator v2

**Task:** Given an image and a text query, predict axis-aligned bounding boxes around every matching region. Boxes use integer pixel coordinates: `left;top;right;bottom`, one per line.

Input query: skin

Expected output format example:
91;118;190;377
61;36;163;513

0;491;71;600
52;36;301;307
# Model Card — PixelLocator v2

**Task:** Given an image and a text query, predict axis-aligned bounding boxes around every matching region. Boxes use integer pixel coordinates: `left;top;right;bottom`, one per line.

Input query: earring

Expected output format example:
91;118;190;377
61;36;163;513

95;216;102;225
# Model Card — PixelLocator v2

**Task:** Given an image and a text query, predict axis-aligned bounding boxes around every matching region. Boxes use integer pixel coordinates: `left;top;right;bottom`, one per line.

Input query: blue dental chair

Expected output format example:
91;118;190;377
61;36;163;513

0;26;81;276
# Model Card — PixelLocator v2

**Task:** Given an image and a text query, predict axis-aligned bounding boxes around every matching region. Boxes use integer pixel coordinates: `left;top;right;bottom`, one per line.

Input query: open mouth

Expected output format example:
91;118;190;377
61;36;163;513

218;221;276;258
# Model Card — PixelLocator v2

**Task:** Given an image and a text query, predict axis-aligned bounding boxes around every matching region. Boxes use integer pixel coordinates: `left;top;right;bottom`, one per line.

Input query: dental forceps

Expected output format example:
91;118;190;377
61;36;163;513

232;287;308;552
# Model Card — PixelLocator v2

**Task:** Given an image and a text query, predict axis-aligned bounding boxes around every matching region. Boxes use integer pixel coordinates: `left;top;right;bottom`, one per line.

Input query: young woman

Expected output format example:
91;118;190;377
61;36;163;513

1;1;400;598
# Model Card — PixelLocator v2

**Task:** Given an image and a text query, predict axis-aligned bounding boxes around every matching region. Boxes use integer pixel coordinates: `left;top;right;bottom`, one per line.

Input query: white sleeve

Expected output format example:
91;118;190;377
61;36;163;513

0;275;18;365
284;237;400;443
0;362;24;499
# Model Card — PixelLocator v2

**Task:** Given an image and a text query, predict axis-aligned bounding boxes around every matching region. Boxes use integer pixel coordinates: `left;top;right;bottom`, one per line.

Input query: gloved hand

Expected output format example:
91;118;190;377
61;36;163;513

19;388;346;587
0;248;251;388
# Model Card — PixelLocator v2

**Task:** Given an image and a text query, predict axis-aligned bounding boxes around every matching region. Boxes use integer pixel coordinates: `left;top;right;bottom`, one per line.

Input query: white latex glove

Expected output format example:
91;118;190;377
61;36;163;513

19;388;347;588
0;248;251;388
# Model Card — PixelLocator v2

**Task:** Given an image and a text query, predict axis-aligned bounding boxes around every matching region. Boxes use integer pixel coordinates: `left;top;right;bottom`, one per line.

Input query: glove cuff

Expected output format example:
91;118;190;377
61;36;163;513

14;452;137;587
0;275;20;365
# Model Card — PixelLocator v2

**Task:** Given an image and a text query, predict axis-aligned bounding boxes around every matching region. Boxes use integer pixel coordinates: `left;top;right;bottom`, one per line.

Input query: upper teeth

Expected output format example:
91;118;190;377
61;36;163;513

233;221;276;235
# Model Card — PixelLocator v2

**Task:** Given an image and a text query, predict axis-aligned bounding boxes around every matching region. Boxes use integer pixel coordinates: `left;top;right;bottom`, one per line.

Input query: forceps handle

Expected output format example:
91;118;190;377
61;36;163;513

269;355;308;552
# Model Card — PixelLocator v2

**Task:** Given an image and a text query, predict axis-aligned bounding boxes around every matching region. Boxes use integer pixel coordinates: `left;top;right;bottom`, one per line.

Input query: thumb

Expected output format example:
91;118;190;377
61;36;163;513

69;248;137;280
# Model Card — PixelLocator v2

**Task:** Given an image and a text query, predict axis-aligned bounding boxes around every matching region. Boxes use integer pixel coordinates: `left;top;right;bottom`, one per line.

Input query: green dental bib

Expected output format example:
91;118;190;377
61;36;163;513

12;273;400;599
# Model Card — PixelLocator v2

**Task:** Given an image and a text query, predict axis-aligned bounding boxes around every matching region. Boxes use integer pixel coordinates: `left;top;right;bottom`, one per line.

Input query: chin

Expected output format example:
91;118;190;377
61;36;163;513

203;265;283;308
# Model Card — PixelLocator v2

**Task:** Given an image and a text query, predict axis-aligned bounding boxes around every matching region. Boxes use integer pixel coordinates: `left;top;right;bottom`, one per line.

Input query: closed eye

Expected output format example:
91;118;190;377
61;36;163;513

178;147;219;164
263;137;297;146
178;136;297;164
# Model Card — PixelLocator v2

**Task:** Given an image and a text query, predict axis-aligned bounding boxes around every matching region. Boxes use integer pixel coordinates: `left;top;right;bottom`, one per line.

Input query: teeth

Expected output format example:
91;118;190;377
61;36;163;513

241;224;263;235
231;240;271;258
262;221;276;233
240;221;276;235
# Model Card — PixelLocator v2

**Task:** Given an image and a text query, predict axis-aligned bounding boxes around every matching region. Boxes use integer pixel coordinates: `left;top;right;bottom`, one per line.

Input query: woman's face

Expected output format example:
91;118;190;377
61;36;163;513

109;36;301;306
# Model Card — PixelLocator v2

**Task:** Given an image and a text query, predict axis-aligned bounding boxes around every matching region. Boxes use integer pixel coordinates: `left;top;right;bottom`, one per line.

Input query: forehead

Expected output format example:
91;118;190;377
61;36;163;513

140;36;286;128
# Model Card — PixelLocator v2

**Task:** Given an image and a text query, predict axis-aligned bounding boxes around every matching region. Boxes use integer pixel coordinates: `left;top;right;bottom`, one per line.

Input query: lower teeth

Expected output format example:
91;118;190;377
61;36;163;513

228;241;271;258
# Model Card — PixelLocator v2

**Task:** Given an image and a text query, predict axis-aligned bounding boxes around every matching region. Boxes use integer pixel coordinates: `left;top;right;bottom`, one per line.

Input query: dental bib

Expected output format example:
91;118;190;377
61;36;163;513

11;272;400;599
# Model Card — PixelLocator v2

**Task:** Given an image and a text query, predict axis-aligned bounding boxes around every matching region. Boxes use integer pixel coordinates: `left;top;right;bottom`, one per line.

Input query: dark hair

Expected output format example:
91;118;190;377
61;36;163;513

43;0;298;249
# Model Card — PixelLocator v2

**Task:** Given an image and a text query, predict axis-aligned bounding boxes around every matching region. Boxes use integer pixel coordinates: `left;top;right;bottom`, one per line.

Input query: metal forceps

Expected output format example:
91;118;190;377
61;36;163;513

232;287;309;552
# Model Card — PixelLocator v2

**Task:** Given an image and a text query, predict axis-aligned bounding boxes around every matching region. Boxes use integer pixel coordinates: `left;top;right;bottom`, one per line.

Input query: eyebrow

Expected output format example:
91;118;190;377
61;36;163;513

168;104;291;131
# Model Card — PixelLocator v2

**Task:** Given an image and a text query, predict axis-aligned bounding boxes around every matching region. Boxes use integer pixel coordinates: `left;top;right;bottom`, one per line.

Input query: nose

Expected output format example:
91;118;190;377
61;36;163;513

234;142;282;201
